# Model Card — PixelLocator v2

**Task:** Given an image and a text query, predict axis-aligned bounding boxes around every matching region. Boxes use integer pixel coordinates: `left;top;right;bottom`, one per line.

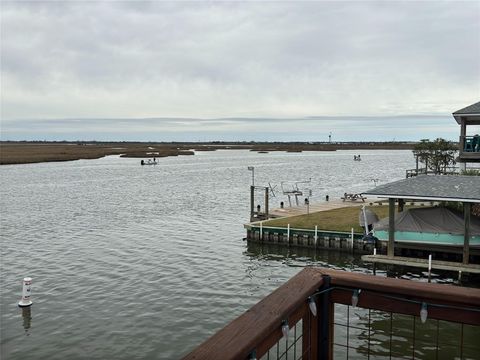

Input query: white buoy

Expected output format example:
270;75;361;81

18;277;33;307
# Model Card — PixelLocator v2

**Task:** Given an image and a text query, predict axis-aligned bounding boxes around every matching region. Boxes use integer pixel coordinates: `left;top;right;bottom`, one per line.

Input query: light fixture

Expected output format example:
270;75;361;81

352;289;361;308
281;320;289;338
308;296;317;317
420;302;428;323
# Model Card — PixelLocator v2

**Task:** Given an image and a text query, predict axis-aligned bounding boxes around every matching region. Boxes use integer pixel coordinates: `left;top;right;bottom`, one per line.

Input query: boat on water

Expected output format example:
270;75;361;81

354;155;362;161
141;159;158;166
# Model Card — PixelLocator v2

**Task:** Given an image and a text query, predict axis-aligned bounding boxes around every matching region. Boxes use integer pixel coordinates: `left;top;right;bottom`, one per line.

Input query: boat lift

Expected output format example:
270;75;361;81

281;178;312;207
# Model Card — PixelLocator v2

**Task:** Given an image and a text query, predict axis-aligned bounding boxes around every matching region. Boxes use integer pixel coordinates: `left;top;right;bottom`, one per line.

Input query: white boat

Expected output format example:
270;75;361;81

141;159;158;166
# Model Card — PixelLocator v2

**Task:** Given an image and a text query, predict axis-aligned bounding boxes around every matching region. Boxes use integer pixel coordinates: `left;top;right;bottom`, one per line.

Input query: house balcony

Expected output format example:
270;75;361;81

459;135;480;163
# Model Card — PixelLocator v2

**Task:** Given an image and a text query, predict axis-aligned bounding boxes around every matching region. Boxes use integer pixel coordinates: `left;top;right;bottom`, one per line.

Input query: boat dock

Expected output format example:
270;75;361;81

362;254;480;274
269;198;378;218
246;197;379;254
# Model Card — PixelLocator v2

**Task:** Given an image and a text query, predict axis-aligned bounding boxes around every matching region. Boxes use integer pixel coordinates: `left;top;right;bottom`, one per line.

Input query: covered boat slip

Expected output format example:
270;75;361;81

374;207;480;247
362;175;480;266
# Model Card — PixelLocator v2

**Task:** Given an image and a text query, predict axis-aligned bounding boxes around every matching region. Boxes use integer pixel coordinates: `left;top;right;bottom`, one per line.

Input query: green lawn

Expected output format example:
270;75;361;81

262;205;394;233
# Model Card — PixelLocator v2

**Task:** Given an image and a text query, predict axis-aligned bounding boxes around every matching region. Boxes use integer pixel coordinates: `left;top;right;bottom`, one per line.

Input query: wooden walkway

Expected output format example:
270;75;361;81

269;198;379;218
362;255;480;274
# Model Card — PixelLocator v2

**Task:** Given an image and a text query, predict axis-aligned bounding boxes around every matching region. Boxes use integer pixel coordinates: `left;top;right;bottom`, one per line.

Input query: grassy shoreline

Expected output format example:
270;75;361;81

0;141;416;165
261;206;386;233
261;205;419;233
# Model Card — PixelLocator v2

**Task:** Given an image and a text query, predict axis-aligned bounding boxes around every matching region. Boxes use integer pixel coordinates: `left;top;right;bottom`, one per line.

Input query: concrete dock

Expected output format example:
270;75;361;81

269;198;380;218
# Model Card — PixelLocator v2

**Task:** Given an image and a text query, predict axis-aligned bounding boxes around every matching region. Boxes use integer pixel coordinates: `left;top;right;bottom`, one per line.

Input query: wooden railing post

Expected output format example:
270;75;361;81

318;275;332;360
464;202;471;264
303;304;316;360
388;198;395;257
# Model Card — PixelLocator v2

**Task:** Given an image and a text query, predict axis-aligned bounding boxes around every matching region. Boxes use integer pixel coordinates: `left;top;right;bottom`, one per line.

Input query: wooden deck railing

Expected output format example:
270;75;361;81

182;267;480;360
405;167;428;178
460;135;480;153
405;167;458;178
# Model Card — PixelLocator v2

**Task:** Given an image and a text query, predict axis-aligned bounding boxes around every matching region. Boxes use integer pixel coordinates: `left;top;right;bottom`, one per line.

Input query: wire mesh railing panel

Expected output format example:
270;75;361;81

460;323;480;360
260;319;304;360
183;268;480;360
333;303;480;360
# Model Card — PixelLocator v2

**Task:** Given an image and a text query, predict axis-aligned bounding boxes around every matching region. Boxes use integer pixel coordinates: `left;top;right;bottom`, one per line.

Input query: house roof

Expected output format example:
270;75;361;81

453;101;480;124
362;175;480;203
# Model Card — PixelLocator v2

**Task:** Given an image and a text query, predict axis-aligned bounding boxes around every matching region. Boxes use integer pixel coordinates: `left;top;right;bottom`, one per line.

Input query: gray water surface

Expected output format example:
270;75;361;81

0;150;474;359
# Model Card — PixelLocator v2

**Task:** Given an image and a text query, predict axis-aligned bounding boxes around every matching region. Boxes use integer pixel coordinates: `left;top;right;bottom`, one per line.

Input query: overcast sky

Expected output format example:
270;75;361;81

1;1;479;141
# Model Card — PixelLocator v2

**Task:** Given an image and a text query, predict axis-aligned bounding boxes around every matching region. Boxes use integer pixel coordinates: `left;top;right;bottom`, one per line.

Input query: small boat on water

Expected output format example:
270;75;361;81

141;159;158;166
354;155;362;161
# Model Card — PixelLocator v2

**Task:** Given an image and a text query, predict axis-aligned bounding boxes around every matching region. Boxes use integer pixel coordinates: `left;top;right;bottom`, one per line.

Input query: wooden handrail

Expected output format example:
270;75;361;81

321;268;480;308
182;268;480;360
322;269;480;325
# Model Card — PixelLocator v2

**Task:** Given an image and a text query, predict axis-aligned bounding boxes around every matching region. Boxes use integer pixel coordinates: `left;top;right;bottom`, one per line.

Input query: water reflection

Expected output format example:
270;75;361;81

245;240;362;272
244;240;480;288
21;307;32;336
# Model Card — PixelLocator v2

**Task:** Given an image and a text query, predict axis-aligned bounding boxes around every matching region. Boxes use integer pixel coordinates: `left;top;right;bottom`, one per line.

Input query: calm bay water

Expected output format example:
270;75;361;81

0;150;476;359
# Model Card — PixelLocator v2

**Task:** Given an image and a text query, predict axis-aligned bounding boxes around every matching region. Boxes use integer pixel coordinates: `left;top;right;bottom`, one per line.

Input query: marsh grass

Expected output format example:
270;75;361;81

1;141;415;165
0;143;194;165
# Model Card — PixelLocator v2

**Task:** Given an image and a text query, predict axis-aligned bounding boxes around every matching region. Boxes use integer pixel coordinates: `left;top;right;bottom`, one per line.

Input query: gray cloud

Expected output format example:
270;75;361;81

1;1;479;138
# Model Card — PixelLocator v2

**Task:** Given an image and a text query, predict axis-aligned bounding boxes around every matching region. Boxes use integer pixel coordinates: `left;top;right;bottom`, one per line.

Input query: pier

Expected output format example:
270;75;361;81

362;254;480;274
268;198;374;218
246;197;380;254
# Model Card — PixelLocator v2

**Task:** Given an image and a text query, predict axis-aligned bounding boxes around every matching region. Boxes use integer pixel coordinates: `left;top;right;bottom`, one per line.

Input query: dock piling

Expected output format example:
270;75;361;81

350;228;354;252
428;254;432;283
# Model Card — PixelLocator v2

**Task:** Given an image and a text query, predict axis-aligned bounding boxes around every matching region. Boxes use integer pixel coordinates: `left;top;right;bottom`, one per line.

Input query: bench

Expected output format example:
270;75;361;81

342;193;366;202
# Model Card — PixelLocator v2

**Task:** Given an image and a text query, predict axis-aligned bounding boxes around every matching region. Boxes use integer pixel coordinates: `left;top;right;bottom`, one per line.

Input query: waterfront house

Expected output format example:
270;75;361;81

453;101;480;170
